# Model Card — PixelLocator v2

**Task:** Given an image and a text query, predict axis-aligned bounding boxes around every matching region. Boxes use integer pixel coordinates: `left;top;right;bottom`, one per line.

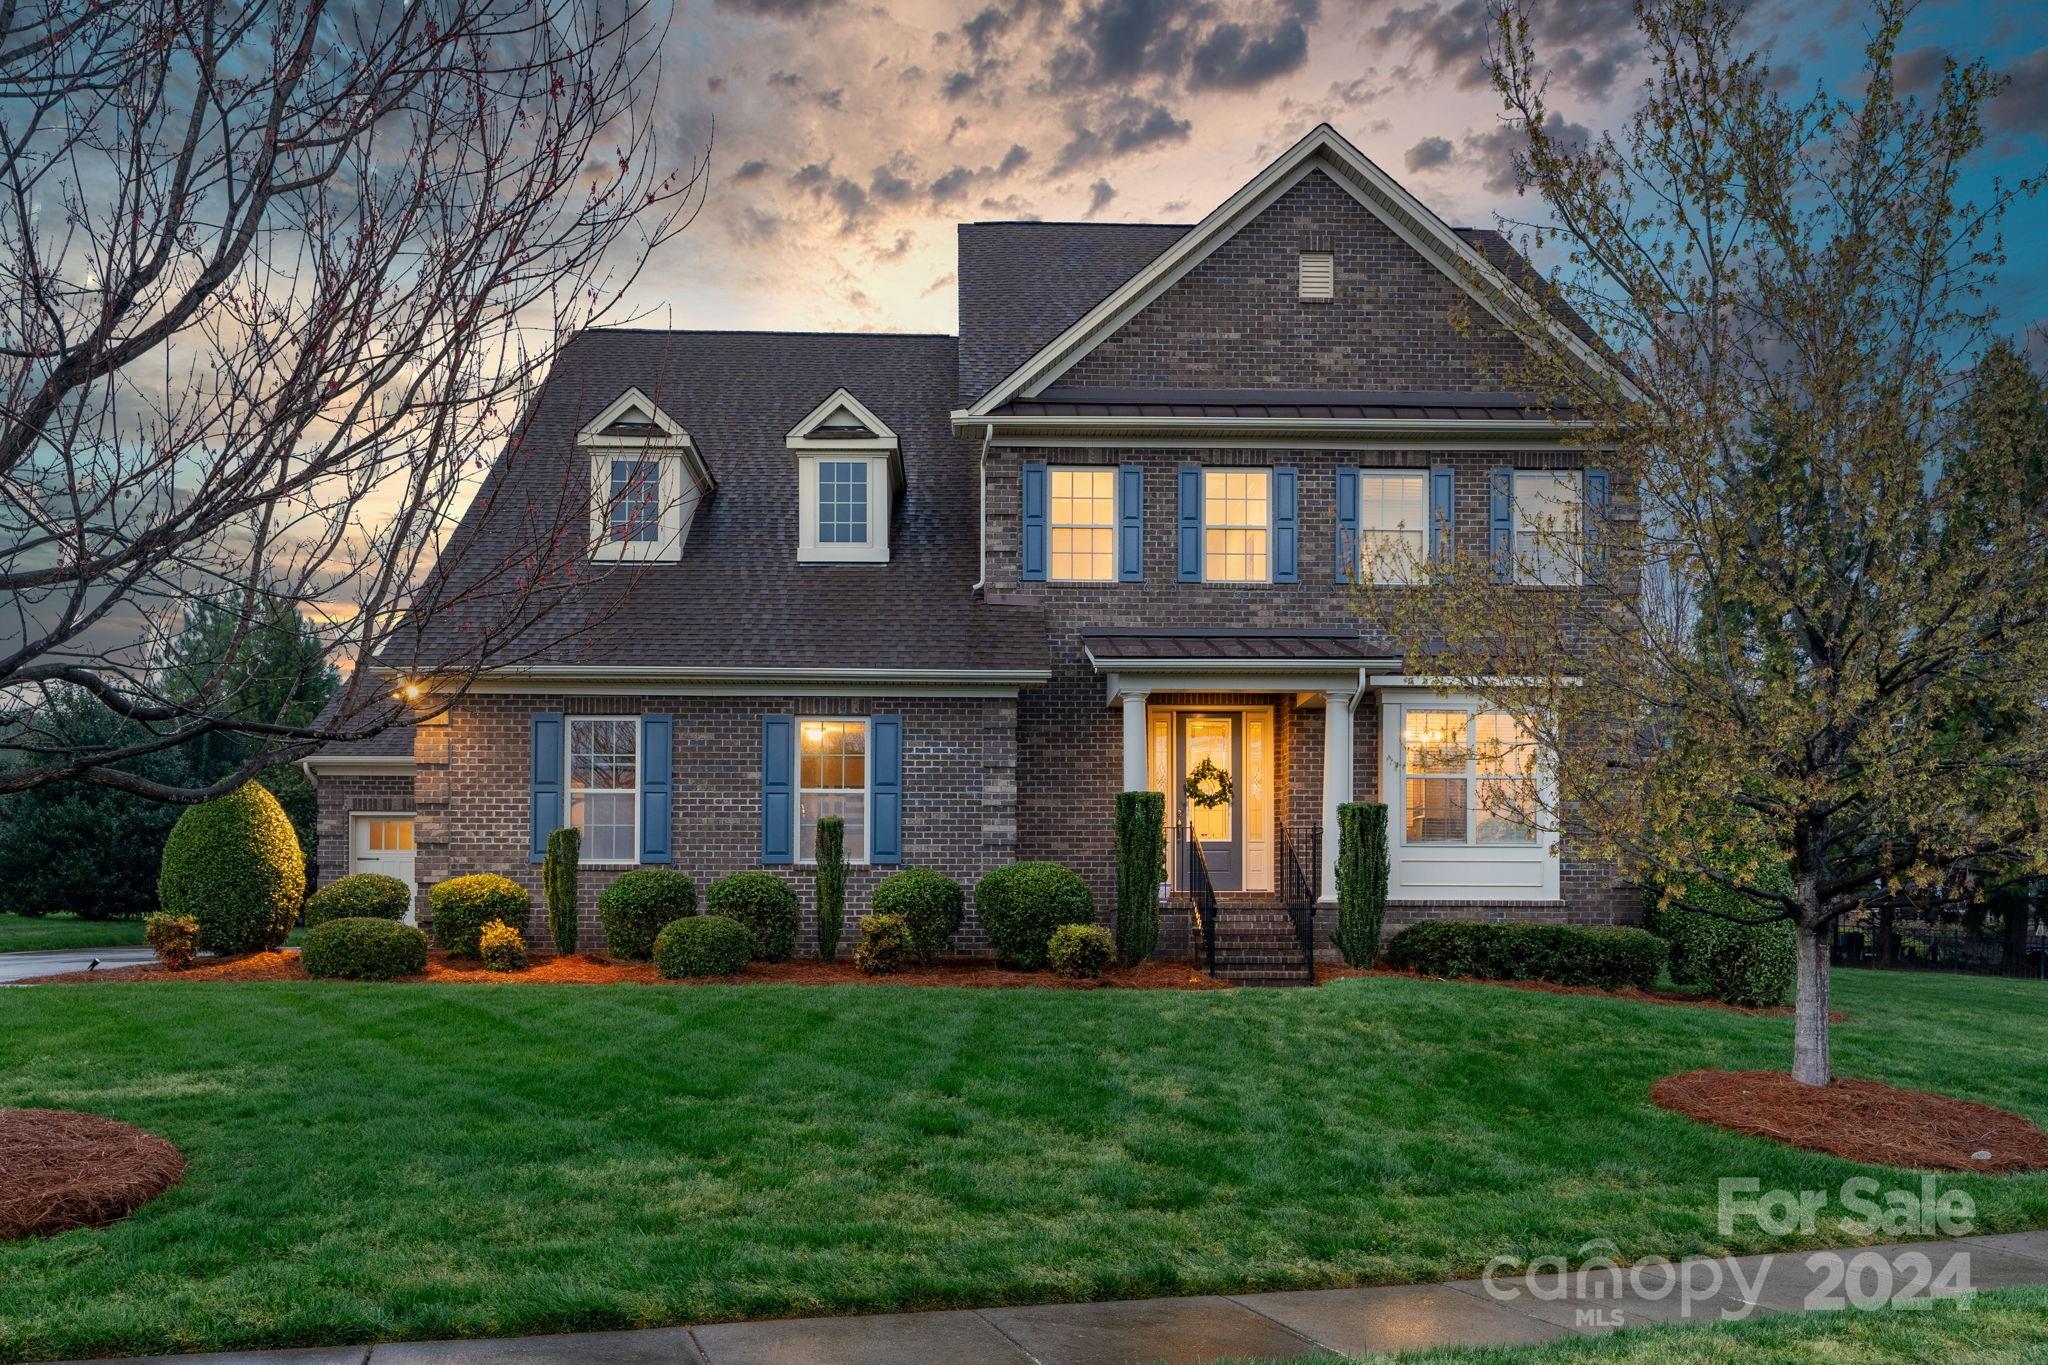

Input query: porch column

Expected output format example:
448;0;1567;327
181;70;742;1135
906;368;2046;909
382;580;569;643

1120;690;1149;792
1319;690;1353;904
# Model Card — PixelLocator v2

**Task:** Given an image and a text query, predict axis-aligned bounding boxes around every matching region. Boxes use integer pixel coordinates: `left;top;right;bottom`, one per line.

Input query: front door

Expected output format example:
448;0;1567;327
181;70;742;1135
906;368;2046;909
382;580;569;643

1180;713;1242;891
350;815;418;925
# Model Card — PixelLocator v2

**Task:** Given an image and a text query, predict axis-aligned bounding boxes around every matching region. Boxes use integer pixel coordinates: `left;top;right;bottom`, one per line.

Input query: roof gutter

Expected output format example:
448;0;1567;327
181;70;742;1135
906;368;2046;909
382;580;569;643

972;421;993;594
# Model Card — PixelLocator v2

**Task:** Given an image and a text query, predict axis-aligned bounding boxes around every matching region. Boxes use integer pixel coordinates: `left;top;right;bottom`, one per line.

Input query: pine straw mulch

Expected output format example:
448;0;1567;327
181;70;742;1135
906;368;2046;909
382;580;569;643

1317;965;1845;1019
23;951;1231;991
1651;1069;2048;1173
0;1109;185;1240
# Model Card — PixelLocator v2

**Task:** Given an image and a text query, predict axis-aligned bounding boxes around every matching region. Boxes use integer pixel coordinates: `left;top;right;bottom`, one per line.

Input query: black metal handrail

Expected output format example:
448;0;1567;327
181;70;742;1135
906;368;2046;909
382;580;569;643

1180;826;1218;978
1280;823;1321;980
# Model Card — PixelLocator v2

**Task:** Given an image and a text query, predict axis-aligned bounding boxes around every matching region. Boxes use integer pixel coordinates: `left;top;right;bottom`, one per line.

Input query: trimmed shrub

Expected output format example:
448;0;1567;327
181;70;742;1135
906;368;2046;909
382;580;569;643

428;874;530;958
814;816;847;962
654;914;753;979
302;917;429;981
854;913;912;975
597;868;698;962
871;867;965;964
1049;923;1115;979
1385;921;1665;991
479;919;528;972
144;913;199;970
1114;790;1164;966
1332;802;1390;967
974;861;1096;970
706;872;799;962
304;873;410;928
1651;874;1797;1007
543;826;580;957
156;782;305;953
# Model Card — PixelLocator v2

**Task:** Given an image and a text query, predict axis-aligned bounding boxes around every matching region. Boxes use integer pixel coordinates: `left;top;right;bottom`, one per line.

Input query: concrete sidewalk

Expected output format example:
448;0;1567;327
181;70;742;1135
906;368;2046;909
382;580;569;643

68;1230;2048;1365
0;944;157;983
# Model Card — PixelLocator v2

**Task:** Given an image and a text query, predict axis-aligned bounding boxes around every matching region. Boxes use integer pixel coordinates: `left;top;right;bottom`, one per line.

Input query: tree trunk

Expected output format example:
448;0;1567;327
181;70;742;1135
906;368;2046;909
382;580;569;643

1876;903;1896;966
1792;920;1833;1087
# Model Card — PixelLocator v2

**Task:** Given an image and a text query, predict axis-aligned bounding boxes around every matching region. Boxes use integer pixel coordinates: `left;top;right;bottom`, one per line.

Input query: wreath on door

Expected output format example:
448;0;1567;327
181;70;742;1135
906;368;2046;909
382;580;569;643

1183;756;1234;810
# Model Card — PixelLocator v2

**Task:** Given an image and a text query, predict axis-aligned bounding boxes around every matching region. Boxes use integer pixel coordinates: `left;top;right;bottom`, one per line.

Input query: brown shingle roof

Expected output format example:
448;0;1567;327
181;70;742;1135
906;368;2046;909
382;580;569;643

1082;628;1391;664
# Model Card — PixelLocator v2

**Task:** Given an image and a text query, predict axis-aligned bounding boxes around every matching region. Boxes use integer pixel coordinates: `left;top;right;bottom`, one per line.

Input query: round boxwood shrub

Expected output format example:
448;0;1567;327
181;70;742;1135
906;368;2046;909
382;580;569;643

428;874;530;958
705;871;799;962
1653;874;1797;1008
1048;923;1115;979
478;919;529;972
302;917;429;981
854;913;912;975
654;913;753;979
870;867;965;964
597;868;698;961
157;782;305;953
974;861;1096;970
304;873;411;928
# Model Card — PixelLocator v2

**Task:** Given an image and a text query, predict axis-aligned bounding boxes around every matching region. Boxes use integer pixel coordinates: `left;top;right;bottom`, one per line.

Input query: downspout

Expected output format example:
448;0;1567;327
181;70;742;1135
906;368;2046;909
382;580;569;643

971;421;992;594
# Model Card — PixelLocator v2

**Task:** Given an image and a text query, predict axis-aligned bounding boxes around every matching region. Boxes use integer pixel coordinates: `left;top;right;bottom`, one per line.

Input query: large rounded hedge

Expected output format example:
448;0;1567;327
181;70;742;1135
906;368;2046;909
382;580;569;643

974;861;1095;970
304;873;411;928
302;917;429;981
871;867;965;964
1652;874;1797;1008
428;874;530;958
705;872;799;962
654;914;754;978
598;868;698;961
157;782;305;953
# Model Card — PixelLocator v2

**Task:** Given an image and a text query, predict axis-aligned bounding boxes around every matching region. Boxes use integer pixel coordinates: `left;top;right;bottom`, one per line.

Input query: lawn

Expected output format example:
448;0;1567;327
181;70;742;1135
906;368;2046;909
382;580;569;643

1;970;2044;1362
0;912;145;952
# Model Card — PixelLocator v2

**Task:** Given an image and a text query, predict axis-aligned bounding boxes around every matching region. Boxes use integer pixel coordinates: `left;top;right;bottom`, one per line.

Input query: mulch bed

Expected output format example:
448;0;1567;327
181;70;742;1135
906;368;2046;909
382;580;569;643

1323;965;1843;1019
24;951;1231;991
1651;1069;2048;1173
0;1109;186;1240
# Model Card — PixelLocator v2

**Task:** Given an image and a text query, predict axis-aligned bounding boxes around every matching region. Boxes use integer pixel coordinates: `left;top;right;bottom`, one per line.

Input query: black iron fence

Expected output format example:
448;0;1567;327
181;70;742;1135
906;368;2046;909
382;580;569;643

1832;919;2048;980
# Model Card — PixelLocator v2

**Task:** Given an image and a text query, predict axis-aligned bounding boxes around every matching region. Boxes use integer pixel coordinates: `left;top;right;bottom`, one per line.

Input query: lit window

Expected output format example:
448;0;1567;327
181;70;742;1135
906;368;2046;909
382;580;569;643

568;717;638;863
609;460;662;543
1360;471;1428;585
1514;470;1582;586
1203;468;1270;583
798;719;867;862
1050;468;1116;582
1403;710;1469;843
1403;708;1543;845
816;461;870;545
1475;712;1540;845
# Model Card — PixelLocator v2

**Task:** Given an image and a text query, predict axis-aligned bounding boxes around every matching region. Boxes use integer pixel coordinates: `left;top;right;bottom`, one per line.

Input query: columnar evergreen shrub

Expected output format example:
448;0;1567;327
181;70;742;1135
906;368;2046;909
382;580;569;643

479;919;529;972
870;867;965;963
156;782;305;953
1113;790;1164;966
304;873;410;928
427;874;529;958
1385;921;1665;991
814;816;846;962
543;826;581;956
854;913;912;974
705;872;799;962
1049;922;1115;979
302;917;429;980
1332;802;1390;967
596;868;697;961
143;913;199;970
974;861;1095;969
653;914;753;978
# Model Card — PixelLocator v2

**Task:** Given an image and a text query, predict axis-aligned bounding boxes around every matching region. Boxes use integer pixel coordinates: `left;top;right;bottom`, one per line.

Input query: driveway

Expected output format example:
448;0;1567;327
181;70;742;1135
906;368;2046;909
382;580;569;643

0;945;159;983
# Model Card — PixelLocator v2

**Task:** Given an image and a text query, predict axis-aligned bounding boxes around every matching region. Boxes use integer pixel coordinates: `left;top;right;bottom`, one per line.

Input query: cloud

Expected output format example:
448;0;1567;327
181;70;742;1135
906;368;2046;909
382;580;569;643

1989;48;2048;132
1085;178;1118;217
1188;8;1317;91
1404;135;1454;171
1051;97;1191;172
943;58;1002;101
921;272;958;297
1048;0;1192;91
733;159;773;181
868;163;917;204
714;0;841;16
1463;117;1593;195
960;5;1011;56
1374;0;1635;100
997;142;1031;175
790;159;876;232
929;165;976;201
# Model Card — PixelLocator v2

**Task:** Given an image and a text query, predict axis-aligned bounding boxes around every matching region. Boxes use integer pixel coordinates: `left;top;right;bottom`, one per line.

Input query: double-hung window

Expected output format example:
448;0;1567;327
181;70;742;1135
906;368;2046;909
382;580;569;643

798;718;867;862
1049;468;1117;582
1360;471;1428;585
1203;468;1270;582
815;460;870;546
1402;708;1540;845
568;716;639;863
1513;470;1583;587
608;459;663;544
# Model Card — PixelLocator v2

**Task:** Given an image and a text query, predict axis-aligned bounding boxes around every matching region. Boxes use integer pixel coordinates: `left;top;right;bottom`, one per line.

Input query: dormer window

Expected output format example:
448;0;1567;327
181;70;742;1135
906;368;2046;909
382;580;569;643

579;388;712;563
788;388;901;565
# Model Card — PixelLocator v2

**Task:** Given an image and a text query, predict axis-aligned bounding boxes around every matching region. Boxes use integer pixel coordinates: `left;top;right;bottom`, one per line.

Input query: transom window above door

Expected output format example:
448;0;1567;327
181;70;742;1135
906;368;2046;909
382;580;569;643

1049;468;1117;582
1401;708;1540;845
1203;468;1270;583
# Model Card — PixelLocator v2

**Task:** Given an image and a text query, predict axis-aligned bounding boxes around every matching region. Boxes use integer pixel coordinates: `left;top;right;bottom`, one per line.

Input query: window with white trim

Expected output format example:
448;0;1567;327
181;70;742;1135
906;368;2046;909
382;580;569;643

1360;471;1428;585
798;717;868;862
1514;470;1582;587
568;717;639;863
1050;467;1116;582
1401;708;1541;846
797;454;890;563
590;454;686;561
1203;468;1270;583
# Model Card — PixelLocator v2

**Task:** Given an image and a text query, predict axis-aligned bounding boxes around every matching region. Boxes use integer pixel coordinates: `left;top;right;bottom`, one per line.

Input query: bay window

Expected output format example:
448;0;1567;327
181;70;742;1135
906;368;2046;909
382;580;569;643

1401;707;1541;846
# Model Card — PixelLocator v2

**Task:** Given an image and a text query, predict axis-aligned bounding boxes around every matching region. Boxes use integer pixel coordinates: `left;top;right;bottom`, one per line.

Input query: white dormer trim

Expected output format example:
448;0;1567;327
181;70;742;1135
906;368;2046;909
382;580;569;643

579;386;695;447
956;123;1633;419
786;387;900;453
789;388;899;565
578;388;712;563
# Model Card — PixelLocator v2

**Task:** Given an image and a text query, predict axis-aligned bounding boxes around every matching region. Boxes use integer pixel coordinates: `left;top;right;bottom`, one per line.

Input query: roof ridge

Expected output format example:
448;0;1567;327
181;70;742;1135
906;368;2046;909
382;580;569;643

576;327;957;340
963;220;1194;229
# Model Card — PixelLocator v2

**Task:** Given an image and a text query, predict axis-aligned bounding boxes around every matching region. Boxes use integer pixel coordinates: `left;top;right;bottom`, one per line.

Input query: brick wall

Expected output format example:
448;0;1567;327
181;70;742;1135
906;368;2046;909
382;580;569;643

313;774;415;889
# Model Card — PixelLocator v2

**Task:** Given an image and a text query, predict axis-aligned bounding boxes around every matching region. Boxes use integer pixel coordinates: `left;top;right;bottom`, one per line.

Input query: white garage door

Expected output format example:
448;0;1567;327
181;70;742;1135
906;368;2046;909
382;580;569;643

350;814;417;924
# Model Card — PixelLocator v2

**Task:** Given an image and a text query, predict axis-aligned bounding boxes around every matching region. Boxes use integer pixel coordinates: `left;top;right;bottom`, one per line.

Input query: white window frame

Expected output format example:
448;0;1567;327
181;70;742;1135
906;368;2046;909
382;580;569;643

796;453;892;563
1359;469;1429;586
1378;691;1560;903
566;716;640;866
1513;469;1583;588
1200;466;1273;585
580;388;707;564
1048;465;1119;583
795;715;871;866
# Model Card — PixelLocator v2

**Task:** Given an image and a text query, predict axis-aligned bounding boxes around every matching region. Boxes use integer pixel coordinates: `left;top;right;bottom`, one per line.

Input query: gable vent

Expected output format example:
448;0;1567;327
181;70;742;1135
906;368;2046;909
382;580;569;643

1298;251;1334;301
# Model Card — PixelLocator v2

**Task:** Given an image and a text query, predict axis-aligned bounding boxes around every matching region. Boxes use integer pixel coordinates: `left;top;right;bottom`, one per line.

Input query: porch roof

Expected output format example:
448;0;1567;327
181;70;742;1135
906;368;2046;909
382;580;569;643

1081;627;1392;665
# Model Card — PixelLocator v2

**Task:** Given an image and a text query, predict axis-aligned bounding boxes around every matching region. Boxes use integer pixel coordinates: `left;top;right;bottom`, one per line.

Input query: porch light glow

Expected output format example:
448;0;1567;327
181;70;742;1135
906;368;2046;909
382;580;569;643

395;679;423;702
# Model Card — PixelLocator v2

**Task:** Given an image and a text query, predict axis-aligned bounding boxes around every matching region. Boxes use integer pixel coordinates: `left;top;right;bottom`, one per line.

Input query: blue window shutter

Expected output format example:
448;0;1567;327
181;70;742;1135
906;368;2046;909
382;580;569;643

1176;466;1203;582
1020;462;1048;582
870;716;903;865
530;712;563;863
760;716;794;865
1429;466;1455;565
1584;467;1611;580
639;713;672;865
1490;467;1515;584
1334;467;1360;583
1117;464;1144;582
1272;466;1298;583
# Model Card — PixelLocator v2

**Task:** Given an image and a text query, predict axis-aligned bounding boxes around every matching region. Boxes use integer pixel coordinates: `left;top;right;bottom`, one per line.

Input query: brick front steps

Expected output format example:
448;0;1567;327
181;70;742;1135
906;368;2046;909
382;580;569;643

1201;906;1315;987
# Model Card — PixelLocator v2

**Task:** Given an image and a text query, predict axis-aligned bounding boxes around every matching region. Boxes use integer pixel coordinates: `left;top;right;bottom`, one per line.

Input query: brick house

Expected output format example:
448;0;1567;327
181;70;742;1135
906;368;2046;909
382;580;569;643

308;124;1636;977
